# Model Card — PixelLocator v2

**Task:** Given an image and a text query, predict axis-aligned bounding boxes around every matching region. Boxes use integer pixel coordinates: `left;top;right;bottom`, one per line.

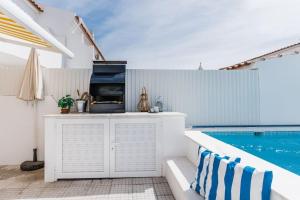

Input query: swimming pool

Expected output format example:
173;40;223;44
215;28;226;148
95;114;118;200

204;131;300;175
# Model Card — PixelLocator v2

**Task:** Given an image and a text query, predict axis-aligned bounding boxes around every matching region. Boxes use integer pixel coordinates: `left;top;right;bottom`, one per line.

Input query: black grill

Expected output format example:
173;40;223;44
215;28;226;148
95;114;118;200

89;61;126;113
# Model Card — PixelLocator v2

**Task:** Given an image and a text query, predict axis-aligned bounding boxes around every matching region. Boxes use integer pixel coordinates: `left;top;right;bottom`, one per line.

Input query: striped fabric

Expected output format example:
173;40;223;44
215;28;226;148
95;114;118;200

191;147;212;197
205;153;241;200
205;154;273;200
191;147;241;198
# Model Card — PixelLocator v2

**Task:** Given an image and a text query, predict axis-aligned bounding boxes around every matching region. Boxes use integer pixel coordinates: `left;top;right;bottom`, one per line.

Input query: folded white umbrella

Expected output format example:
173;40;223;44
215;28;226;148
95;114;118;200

18;48;43;101
17;48;44;170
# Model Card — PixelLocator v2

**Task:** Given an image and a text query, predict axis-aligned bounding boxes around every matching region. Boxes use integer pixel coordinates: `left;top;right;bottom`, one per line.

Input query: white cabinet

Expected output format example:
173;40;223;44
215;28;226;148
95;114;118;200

44;113;185;182
110;118;161;177
56;119;110;179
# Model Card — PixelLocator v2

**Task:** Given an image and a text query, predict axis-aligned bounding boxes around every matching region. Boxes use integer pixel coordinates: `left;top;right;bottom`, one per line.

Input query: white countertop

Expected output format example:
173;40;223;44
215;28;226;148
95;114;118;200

44;112;186;118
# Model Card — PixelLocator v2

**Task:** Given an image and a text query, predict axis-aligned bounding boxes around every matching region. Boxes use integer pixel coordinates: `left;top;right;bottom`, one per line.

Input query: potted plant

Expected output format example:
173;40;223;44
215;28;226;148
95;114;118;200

76;89;90;112
58;95;74;114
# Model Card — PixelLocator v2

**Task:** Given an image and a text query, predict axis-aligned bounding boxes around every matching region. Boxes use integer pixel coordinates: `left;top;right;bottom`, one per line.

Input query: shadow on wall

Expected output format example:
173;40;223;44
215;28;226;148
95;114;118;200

0;96;58;165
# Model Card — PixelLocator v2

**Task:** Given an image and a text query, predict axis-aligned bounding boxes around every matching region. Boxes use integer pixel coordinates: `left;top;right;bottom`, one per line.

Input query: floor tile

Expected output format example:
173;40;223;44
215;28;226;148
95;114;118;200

154;183;173;196
17;187;45;199
64;186;89;197
46;180;73;188
112;178;133;185
0;180;9;189
152;177;167;184
39;187;66;198
27;179;73;189
133;194;158;200
133;184;155;193
0;165;174;200
84;195;110;200
5;179;31;189
0;188;23;199
91;178;112;187
87;185;111;195
110;184;133;200
27;179;48;188
133;184;156;200
133;178;153;185
156;195;175;200
70;179;92;187
111;184;133;193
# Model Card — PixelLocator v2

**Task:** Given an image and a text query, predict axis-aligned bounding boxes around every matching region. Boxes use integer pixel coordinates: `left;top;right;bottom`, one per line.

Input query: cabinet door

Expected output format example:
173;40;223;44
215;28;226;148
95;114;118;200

56;119;109;179
110;118;161;177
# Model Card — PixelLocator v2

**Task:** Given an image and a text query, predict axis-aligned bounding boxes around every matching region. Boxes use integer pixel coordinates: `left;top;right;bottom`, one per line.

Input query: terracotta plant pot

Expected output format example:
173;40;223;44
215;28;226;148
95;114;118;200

60;108;70;114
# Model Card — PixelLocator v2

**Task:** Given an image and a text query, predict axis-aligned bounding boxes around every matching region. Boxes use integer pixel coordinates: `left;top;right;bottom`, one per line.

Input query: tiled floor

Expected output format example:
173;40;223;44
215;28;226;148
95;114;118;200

0;166;174;200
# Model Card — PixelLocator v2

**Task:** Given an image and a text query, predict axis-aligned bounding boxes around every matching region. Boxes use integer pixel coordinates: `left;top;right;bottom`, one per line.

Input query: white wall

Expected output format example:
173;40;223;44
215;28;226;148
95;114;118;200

0;96;57;165
0;97;35;164
37;6;97;68
12;0;39;20
0;67;92;164
257;54;300;125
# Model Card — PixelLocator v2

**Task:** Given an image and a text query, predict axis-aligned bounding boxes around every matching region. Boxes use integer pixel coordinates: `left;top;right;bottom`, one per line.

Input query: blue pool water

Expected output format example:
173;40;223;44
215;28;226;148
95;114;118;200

204;131;300;175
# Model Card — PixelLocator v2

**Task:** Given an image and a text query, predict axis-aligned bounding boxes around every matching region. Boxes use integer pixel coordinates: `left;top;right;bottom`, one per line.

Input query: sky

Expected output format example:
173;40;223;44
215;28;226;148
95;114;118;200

38;0;300;69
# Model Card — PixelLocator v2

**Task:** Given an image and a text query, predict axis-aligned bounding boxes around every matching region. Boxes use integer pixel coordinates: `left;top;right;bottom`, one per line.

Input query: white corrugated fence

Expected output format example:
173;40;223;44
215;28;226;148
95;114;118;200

126;70;260;126
0;67;259;126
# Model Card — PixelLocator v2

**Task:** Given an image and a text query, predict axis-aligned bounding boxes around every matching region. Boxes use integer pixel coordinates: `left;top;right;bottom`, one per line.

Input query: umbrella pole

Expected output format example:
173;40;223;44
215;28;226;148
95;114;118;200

20;100;44;171
33;100;37;161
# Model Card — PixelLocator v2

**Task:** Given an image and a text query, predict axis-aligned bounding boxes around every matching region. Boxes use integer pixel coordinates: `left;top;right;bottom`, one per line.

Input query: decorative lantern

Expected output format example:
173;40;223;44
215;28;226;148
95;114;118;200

137;87;150;112
155;96;163;112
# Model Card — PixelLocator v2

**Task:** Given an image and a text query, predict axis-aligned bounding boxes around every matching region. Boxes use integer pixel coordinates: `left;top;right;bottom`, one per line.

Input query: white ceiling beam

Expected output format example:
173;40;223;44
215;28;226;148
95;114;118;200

0;35;60;52
0;0;74;58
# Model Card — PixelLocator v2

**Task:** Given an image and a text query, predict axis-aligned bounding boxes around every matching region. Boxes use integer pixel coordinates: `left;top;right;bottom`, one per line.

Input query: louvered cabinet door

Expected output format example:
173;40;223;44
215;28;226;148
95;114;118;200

110;118;161;177
56;119;109;179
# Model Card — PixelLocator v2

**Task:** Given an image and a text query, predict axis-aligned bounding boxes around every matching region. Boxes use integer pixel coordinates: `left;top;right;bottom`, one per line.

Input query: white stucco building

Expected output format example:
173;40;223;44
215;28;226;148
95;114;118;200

0;0;105;69
220;42;300;70
221;42;300;125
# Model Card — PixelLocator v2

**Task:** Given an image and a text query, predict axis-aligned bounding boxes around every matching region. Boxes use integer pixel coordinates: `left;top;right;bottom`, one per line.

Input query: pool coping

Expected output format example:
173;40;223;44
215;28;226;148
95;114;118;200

192;125;300;128
190;126;300;132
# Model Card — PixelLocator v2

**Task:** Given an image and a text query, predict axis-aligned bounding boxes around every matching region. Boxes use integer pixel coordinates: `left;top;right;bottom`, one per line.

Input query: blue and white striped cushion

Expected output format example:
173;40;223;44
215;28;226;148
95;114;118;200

205;153;241;200
205;154;273;200
190;147;211;196
231;164;273;200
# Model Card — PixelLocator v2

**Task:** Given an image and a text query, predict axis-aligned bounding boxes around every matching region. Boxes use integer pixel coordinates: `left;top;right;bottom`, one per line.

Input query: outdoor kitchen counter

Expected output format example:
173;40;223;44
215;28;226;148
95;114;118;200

44;112;186;182
44;112;186;118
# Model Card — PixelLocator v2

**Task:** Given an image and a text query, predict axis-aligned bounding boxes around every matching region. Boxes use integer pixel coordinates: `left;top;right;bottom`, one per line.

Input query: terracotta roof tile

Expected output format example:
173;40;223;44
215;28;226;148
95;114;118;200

27;0;44;12
220;42;300;70
75;16;105;61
